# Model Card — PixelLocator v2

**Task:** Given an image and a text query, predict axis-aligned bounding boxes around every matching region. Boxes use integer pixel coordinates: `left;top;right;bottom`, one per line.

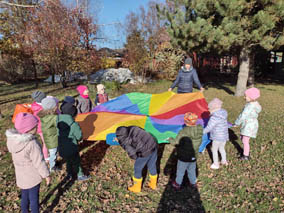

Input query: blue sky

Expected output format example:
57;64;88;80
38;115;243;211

96;0;154;49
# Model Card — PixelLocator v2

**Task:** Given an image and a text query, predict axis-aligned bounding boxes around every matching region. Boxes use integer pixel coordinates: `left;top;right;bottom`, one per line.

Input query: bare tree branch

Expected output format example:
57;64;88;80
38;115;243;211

0;0;43;8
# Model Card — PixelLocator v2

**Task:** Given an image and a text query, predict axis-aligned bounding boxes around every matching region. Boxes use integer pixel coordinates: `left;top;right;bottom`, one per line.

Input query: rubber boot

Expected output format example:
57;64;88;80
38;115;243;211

128;177;142;193
148;174;158;190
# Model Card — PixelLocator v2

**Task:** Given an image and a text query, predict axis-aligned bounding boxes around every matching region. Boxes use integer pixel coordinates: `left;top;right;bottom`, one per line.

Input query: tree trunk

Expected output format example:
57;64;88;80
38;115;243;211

247;53;255;86
32;59;38;88
235;47;250;96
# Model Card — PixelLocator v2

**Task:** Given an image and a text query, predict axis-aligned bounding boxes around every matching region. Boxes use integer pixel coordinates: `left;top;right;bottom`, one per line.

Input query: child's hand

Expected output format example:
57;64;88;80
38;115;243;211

46;176;51;185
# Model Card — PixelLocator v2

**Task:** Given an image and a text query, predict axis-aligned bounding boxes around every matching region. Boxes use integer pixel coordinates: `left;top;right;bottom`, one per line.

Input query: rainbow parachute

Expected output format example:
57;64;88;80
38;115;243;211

75;91;209;143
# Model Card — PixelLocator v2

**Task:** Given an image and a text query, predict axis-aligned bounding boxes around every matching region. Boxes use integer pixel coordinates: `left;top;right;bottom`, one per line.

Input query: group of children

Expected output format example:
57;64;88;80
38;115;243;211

6;84;108;212
6;83;261;212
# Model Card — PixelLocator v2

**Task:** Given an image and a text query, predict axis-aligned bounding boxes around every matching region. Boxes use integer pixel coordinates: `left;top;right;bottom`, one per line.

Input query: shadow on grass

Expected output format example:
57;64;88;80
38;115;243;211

80;140;109;175
229;129;243;157
41;176;75;213
157;146;205;213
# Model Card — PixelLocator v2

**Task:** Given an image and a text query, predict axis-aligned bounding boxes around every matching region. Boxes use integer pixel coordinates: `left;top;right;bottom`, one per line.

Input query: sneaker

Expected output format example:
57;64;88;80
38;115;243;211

210;163;219;169
171;180;181;190
77;175;91;181
240;155;250;160
189;183;198;190
221;161;228;166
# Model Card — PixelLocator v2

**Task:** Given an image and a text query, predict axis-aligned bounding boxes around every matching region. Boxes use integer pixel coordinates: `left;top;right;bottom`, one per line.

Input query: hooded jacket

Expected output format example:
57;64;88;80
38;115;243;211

169;125;203;162
38;109;58;149
235;101;262;138
57;114;82;158
31;102;43;133
170;66;202;93
76;96;92;114
203;109;229;142
116;126;157;160
6;129;50;189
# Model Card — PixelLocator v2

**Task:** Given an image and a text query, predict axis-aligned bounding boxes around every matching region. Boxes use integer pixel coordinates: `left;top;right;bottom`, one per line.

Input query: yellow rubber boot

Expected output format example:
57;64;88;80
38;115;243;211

148;174;158;190
128;177;142;193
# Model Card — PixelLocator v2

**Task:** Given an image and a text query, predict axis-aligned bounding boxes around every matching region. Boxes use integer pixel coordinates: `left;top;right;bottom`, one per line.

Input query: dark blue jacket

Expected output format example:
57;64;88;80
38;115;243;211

170;67;202;93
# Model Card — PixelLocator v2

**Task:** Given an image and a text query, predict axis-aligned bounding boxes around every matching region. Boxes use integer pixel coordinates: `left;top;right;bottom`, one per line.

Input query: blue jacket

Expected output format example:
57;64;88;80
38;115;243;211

203;109;229;142
170;67;202;93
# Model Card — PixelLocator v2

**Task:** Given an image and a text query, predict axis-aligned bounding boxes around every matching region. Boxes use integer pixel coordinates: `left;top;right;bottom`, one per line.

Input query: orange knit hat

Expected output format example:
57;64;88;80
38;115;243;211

184;112;198;126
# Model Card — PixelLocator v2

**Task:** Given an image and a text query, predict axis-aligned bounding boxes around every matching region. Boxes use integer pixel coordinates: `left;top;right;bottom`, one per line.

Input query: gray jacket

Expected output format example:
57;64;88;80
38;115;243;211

76;96;92;114
203;109;229;142
170;66;202;93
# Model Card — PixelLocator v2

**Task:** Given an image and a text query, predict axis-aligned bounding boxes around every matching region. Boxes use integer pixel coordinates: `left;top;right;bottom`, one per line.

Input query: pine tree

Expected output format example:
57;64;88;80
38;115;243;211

158;0;284;95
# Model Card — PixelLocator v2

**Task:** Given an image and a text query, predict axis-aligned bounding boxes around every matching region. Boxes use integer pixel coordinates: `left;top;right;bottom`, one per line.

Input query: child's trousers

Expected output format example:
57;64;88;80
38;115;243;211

175;160;197;185
241;135;250;156
65;152;84;177
134;149;157;179
21;183;40;213
48;148;57;170
212;140;227;165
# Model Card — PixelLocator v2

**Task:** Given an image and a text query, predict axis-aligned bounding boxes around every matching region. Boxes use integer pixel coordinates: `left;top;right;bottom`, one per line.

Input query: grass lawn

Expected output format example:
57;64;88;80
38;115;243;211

0;79;283;212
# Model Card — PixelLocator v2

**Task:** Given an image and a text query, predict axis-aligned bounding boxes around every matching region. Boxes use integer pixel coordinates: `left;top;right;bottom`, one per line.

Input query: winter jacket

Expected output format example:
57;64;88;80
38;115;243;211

203;109;229;142
31;102;43;134
38;109;58;149
76;96;92;114
116;126;158;160
169;125;203;162
6;129;50;189
94;93;109;105
170;66;202;93
57;114;82;158
235;101;262;138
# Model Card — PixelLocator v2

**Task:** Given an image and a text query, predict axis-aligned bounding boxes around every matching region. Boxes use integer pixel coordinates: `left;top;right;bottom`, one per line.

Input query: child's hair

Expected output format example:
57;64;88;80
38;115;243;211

245;88;260;101
14;113;38;133
97;84;105;94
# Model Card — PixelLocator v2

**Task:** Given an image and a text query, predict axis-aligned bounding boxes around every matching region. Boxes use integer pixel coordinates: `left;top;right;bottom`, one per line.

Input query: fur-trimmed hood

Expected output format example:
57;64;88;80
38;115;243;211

6;128;36;153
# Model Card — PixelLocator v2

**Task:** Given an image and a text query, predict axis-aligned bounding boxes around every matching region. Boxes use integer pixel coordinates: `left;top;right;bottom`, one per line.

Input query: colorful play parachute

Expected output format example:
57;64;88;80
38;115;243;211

75;91;209;143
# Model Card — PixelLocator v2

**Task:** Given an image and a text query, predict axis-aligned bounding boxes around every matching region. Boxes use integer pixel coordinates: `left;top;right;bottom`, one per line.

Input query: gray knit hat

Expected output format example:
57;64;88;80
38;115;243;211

31;91;46;103
184;58;192;66
42;97;57;110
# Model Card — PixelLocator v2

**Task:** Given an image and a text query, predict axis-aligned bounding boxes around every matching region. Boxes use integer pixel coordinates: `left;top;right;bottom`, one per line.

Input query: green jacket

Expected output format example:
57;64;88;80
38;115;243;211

57;114;82;158
169;125;203;162
38;110;58;149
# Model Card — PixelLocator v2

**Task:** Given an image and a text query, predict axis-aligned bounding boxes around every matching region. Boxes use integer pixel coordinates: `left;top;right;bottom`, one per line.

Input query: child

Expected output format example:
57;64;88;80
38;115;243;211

57;102;90;181
234;88;261;160
6;113;50;213
169;112;203;190
203;98;229;169
60;96;75;112
95;84;109;105
115;126;158;193
76;85;92;114
31;91;49;162
38;97;60;172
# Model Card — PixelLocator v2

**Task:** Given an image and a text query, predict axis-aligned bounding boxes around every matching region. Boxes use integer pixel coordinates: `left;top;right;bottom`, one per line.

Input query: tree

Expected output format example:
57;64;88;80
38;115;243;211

23;0;99;87
158;0;284;96
124;0;171;80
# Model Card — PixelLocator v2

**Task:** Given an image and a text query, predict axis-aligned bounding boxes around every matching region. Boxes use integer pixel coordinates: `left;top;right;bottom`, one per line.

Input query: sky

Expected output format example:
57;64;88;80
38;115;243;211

96;0;154;49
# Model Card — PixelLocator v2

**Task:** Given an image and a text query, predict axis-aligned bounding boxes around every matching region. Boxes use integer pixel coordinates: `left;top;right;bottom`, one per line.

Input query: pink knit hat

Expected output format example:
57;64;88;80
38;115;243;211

14;112;38;133
245;87;260;100
208;98;223;111
77;85;89;98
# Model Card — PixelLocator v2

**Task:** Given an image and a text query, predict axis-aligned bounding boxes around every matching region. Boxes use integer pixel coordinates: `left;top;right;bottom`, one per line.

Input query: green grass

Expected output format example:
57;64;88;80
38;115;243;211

0;80;283;212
